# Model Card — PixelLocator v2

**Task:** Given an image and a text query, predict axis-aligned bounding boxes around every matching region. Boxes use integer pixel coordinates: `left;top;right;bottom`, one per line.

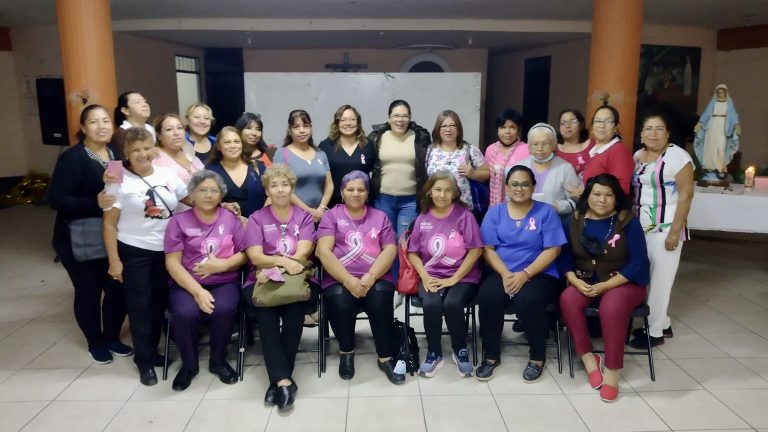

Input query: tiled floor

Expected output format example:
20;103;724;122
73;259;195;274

1;205;767;432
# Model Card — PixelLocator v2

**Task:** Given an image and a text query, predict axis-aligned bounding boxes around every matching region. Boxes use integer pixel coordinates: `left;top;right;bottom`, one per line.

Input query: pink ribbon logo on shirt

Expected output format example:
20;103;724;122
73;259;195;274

361;154;366;164
278;236;295;257
607;234;620;248
340;231;376;265
424;234;458;268
293;225;300;237
526;218;537;231
577;154;585;165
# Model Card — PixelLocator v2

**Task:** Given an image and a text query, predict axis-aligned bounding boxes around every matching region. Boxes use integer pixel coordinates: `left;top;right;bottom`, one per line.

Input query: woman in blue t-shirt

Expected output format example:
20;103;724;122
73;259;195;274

476;165;566;383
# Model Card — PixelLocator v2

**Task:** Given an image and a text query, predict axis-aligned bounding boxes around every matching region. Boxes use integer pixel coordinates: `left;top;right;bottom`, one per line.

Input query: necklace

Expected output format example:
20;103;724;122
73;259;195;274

585;212;616;243
346;208;366;233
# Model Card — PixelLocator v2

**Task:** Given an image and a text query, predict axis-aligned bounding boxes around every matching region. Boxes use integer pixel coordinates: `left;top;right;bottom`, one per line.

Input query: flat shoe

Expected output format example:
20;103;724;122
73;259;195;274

588;353;604;389
339;352;355;380
264;384;278;406
172;368;198;391
523;361;545;383
600;383;619;402
209;363;238;385
276;382;297;411
139;367;158;386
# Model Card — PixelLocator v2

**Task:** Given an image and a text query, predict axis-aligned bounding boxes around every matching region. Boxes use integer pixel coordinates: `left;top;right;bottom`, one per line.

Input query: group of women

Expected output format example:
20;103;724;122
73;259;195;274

49;94;692;409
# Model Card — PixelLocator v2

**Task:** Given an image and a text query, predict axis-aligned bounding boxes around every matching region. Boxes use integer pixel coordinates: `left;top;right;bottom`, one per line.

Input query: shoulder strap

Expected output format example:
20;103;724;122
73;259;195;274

127;168;174;217
464;142;474;168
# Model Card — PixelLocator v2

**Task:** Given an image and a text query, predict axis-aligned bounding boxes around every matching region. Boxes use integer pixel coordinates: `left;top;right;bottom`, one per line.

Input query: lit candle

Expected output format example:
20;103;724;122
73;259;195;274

745;166;756;188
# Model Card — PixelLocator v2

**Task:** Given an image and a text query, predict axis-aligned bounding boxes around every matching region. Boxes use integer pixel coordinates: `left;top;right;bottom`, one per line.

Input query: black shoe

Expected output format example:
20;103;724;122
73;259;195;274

339;352;355;380
139;367;158;386
276;382;298;411
629;332;665;349
172;368;198;391
264;384;278;406
377;359;405;385
523;361;545;383
209;363;238;385
632;326;673;339
106;341;134;357
154;354;173;368
512;321;523;332
475;359;500;381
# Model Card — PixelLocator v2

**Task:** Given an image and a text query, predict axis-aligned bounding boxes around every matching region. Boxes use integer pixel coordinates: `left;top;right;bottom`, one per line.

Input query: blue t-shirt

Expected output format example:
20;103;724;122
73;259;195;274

480;201;566;278
273;146;330;209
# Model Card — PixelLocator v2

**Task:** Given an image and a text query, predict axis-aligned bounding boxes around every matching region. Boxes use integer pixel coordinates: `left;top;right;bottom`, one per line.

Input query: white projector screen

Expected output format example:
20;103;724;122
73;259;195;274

243;72;482;148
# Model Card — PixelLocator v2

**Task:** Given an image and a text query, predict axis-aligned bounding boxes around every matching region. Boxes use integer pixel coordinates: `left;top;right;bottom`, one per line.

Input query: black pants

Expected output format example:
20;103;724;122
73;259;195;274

419;282;478;355
324;281;395;358
56;245;126;350
119;241;168;369
477;272;562;362
243;284;306;384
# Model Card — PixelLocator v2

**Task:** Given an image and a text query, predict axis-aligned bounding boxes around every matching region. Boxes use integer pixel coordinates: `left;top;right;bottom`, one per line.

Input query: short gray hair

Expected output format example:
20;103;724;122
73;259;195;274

187;169;227;197
527;122;557;143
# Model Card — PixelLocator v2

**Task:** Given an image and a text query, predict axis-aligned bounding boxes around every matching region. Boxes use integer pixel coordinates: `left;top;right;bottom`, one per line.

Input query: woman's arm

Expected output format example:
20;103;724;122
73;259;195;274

467;163;490;182
525;246;561;278
102;208;123;282
165;251;215;313
319;172;333;209
446;248;482;284
666;163;694;250
192;252;248;280
483;246;511;278
316;235;354;285
366;244;397;280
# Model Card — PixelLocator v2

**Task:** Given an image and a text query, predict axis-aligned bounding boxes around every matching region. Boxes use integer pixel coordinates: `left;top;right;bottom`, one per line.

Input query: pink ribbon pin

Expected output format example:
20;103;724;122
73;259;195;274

607;234;620;247
527;218;537;231
360;154;366;164
294;225;300;237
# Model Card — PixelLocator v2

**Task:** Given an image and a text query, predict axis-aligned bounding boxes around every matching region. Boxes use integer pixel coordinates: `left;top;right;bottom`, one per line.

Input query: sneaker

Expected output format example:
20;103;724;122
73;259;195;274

452;348;474;377
106;341;134;357
89;346;113;364
475;358;500;381
418;352;444;378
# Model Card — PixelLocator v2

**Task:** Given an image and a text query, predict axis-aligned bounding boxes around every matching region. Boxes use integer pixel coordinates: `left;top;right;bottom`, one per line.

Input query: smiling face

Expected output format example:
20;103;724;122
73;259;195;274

266;175;293;207
191;178;223;211
217;130;243;161
640;117;670;152
388;105;410;136
429;178;456;211
587;183;617;218
241;121;262;147
439;117;458;144
289;118;312;145
338;109;359;138
188;106;212;137
126;138;155;173
528;129;555;161
80;107;113;145
159;116;186;151
505;170;534;204
559;112;581;141
497;119;519;145
592;108;617;144
341;178;368;211
122;93;150;122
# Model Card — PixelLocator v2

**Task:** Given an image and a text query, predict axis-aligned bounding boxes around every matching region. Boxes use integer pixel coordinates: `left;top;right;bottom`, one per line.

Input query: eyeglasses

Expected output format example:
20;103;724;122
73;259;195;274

642;126;667;133
593;119;615;127
197;188;221;195
440;124;458;130
560;119;579;126
389;114;410;120
508;182;532;190
339;118;357;124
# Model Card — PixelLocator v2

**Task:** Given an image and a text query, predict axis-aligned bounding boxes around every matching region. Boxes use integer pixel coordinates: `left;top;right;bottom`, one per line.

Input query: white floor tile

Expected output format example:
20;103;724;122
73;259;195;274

0;368;83;401
495;394;588;431
0;401;48;432
346;396;425;432
567;392;668;432
265;397;347;432
347;354;420;397
701;332;768;357
185;399;271;431
423;395;506;431
103;400;198;432
711;388;768;429
640;389;750;430
57;360;140;401
656;333;729;359
623;359;703;392
20;400;122;432
676;358;768;389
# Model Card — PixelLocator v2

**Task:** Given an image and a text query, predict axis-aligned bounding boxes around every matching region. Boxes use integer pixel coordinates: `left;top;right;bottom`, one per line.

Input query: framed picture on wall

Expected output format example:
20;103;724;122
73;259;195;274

635;44;702;151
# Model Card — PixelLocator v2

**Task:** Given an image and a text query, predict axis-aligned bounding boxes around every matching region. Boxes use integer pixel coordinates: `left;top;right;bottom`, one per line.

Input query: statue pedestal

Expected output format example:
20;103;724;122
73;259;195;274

698;170;730;187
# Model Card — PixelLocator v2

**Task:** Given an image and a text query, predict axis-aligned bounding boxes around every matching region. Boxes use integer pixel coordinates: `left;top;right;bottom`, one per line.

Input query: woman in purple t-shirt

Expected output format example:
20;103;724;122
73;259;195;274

407;172;483;378
164;170;247;391
316;171;402;384
477;165;566;383
243;164;316;411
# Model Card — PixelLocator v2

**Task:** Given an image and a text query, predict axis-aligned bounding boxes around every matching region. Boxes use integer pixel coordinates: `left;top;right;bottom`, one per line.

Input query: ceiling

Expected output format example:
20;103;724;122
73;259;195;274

1;0;767;51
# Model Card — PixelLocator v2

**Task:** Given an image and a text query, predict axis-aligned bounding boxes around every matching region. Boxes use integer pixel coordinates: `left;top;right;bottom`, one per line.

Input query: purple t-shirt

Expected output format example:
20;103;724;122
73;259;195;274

164;207;245;285
317;205;396;288
243;205;316;286
480;201;566;278
408;205;483;283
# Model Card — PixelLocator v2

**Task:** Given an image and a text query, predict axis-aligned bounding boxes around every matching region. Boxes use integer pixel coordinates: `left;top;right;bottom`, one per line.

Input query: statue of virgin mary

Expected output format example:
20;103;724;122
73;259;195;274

694;84;741;181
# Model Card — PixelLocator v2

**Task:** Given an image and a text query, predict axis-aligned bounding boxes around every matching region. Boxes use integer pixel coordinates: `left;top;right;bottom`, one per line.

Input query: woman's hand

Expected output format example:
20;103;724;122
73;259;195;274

221;202;241;217
507;272;529;295
108;260;124;283
281;257;305;275
588;282;609;298
457;163;473;178
566;182;584;199
344;277;367;298
103;170;119;185
359;272;375;290
665;232;680;251
571;278;592;296
311;207;326;223
428;276;457;292
694;122;702;133
193;254;227;279
193;288;215;314
97;189;116;209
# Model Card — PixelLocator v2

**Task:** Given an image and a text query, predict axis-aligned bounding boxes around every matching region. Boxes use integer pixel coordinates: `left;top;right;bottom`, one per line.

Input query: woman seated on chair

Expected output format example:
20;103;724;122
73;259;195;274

243;164;316;411
476;165;566;383
407;171;483;378
558;173;649;402
316;171;404;384
164;170;247;391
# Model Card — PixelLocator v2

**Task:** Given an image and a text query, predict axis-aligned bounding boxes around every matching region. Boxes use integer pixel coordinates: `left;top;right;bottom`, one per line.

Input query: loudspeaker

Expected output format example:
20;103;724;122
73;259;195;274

36;78;69;146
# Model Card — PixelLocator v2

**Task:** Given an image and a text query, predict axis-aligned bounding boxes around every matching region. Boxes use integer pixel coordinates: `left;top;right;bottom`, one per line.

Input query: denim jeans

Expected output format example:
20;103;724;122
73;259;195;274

374;193;418;279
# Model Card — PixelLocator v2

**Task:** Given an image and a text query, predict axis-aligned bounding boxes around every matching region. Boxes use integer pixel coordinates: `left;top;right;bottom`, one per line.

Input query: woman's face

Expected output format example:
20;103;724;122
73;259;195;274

289;119;312;145
587;183;617;218
439;117;458;144
126;138;155;172
505;170;534;204
266;176;293;206
123;93;150;122
218;131;243;161
159;117;185;151
592;108;617;144
338;109;359;138
640;117;670;152
81;108;113;145
430;179;456;211
241;121;262;147
388;105;410;136
528;130;555;161
188;107;212;137
191;178;223;212
341;178;368;210
497;120;519;145
559;112;581;141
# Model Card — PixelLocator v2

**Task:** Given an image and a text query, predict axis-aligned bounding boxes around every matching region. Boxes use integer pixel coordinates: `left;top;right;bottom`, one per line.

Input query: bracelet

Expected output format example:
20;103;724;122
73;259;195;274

522;268;532;280
669;235;679;240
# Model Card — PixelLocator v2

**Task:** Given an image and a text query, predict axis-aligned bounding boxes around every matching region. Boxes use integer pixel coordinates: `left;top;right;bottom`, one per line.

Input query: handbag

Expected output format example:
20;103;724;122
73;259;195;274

464;144;490;217
251;259;314;307
68;217;107;262
396;230;419;295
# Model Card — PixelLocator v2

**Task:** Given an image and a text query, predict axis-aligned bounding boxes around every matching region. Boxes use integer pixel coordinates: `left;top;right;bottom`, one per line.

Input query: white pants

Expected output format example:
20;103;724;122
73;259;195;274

645;232;683;338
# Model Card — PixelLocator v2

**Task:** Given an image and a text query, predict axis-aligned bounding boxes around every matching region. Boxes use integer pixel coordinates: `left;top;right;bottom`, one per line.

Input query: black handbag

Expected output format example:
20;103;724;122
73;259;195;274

68;217;107;262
